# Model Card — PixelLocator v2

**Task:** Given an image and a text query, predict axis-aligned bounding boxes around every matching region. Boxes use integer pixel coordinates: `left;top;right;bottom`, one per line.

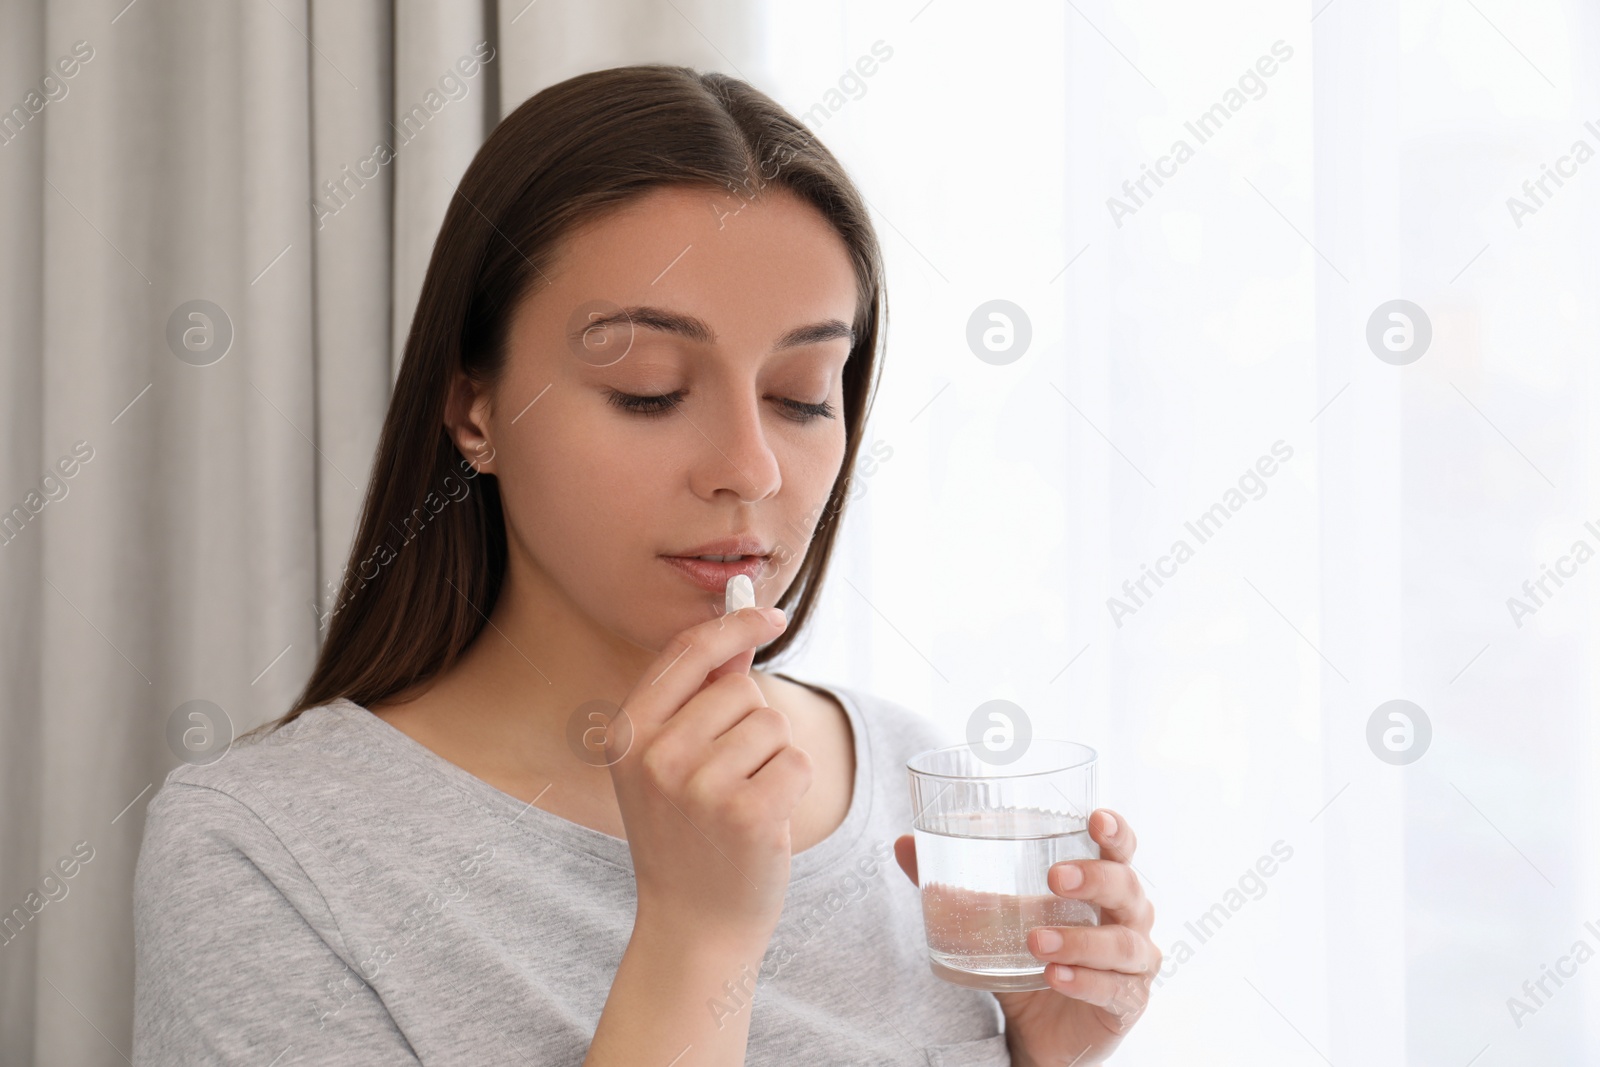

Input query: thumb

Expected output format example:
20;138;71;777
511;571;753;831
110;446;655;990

893;833;918;887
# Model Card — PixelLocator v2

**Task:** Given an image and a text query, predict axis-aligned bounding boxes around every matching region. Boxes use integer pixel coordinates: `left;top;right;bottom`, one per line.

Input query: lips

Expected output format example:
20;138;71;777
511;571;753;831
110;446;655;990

666;535;772;558
661;534;776;594
661;553;772;593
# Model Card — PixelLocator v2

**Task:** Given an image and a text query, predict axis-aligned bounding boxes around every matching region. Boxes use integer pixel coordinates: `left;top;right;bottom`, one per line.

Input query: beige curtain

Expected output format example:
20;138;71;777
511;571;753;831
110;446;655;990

0;1;760;1061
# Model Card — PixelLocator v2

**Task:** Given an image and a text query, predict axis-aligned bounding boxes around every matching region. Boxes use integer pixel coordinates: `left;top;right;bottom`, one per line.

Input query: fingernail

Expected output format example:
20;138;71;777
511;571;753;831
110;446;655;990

763;606;788;625
1054;864;1083;891
1053;964;1074;982
1034;929;1062;954
1099;811;1118;836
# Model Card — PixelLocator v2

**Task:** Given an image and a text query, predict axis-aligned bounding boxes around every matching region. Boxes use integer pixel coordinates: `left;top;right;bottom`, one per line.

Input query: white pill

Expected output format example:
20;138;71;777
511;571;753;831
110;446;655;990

724;573;756;614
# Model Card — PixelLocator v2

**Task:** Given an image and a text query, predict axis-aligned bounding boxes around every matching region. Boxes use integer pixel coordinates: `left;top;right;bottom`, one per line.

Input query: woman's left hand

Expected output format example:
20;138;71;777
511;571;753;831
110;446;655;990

893;808;1159;1067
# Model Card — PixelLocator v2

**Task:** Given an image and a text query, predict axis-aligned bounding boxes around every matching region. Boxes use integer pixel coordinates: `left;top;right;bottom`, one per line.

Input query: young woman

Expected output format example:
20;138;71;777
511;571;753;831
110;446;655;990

132;64;1159;1066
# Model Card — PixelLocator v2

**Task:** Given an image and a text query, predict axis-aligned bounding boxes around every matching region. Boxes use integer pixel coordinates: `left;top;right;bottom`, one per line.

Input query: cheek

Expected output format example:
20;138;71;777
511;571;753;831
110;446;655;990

499;410;660;556
769;427;849;562
493;409;687;641
798;434;848;516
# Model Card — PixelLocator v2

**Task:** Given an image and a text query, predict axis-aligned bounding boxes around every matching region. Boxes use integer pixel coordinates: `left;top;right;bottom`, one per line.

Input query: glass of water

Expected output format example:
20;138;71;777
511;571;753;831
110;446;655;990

907;740;1099;992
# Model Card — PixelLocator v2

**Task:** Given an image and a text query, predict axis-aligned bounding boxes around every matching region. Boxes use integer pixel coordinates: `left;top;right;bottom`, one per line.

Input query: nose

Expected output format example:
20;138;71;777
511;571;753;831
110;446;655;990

687;389;781;503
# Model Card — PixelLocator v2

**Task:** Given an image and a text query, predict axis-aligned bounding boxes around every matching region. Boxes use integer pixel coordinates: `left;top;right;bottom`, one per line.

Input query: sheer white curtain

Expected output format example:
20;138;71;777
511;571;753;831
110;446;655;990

768;0;1599;1062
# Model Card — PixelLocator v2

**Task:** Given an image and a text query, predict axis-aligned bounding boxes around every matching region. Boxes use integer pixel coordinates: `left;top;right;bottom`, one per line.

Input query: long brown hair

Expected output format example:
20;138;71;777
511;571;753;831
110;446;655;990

257;64;887;735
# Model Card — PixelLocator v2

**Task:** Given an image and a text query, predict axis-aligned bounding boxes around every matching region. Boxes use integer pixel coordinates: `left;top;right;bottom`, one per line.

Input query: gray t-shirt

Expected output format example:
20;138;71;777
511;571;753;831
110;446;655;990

132;675;1012;1066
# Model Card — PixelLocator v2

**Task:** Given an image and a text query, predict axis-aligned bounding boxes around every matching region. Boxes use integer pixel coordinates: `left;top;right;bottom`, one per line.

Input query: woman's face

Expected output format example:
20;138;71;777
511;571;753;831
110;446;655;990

459;183;859;652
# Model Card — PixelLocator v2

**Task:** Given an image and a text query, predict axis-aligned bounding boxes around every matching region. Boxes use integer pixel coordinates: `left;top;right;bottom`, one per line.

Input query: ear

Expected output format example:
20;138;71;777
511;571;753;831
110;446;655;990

445;370;497;476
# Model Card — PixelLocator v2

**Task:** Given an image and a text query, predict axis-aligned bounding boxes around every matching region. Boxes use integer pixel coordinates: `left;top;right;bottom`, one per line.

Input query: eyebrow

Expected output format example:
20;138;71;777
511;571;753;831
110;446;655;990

570;305;855;353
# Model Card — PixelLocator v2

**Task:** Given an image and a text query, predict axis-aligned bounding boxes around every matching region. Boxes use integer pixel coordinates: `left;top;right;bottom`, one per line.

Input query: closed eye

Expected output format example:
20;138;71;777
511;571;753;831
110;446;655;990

605;389;836;423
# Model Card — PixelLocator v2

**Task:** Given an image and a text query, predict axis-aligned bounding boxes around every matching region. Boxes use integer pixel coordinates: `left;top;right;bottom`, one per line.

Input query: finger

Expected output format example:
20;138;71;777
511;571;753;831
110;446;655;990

745;743;814;817
1028;923;1160;975
893;834;918;886
654;672;768;752
704;645;758;688
1090;808;1136;863
624;607;788;729
1040;965;1152;1035
1049;859;1151;927
700;703;793;781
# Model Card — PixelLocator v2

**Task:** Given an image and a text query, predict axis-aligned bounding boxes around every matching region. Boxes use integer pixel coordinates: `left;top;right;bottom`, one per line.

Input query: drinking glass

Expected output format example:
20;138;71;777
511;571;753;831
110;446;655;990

907;740;1099;992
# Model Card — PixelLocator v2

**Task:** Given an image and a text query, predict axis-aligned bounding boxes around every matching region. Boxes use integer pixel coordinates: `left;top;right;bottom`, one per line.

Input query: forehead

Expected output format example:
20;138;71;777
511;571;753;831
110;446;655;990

528;184;860;350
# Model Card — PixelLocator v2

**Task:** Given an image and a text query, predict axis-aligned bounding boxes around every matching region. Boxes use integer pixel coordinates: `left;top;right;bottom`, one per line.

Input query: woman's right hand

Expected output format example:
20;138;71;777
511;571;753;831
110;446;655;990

606;605;812;949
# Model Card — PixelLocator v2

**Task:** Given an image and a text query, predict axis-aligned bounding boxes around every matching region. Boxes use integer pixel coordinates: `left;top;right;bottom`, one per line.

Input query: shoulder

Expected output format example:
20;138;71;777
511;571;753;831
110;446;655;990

134;702;370;944
136;701;366;883
150;700;358;811
132;702;422;1064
